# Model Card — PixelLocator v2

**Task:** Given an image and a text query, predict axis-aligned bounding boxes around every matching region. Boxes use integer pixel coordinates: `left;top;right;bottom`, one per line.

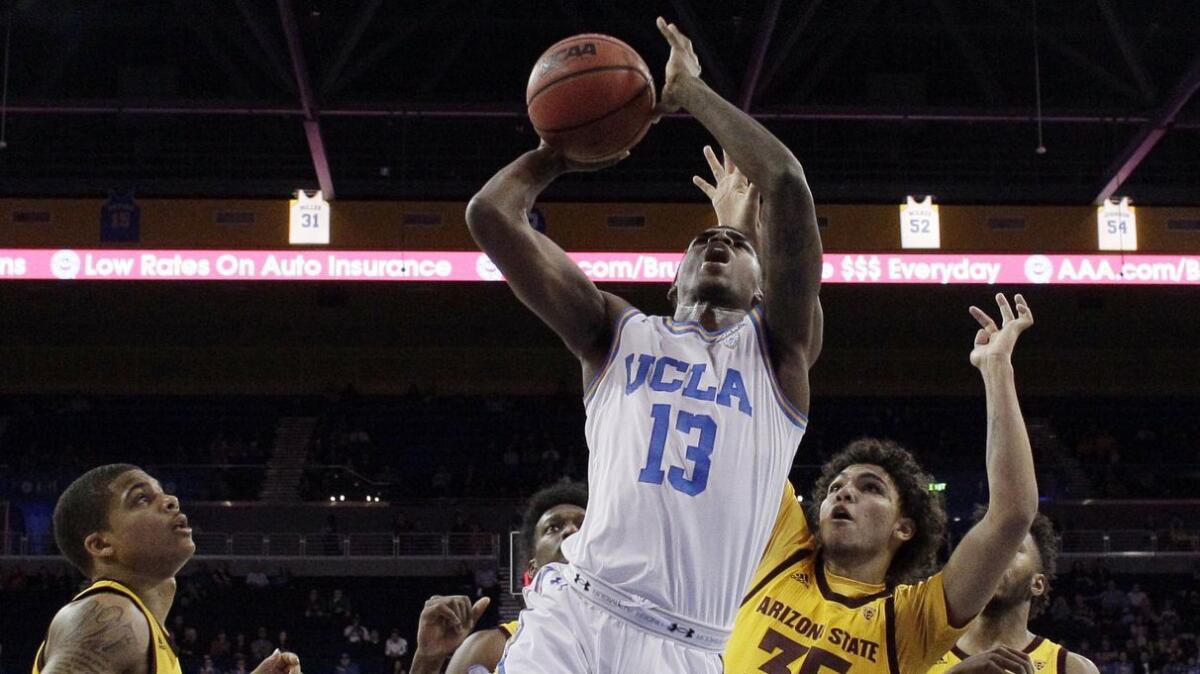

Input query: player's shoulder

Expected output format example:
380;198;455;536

46;591;151;672
1063;649;1100;674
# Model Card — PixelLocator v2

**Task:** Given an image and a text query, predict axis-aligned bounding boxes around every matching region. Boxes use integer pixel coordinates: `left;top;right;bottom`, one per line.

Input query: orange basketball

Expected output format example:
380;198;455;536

526;34;656;162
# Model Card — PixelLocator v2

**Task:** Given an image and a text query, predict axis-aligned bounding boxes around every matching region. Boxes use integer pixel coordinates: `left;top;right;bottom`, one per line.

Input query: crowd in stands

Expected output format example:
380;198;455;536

0;396;282;502
1030;561;1200;673
2;393;1199;504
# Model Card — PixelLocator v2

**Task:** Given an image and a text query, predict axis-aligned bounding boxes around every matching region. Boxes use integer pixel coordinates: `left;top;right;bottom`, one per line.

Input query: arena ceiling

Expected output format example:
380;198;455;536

1;0;1198;205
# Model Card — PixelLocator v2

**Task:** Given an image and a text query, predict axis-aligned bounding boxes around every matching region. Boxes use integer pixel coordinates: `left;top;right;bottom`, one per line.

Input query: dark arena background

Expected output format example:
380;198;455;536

1;1;1198;673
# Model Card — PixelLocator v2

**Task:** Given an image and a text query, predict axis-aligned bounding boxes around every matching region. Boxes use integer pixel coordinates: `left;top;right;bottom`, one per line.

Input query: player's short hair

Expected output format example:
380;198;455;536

520;482;588;555
53;463;140;576
810;438;945;585
973;505;1058;615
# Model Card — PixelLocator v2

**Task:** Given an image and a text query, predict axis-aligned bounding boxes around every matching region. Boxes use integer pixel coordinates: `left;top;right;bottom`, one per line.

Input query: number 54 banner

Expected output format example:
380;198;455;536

289;190;330;245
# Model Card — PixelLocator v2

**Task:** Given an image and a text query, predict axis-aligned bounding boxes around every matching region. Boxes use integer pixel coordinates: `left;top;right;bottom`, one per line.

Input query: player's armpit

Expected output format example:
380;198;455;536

892;573;971;672
446;629;510;674
41;594;150;674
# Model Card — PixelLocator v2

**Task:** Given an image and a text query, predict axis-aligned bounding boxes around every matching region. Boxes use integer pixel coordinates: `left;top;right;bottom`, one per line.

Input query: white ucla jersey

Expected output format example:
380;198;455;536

562;306;808;632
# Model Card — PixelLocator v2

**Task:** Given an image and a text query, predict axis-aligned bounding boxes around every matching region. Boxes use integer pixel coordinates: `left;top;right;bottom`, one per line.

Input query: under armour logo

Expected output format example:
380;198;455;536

573;574;590;591
667;623;696;638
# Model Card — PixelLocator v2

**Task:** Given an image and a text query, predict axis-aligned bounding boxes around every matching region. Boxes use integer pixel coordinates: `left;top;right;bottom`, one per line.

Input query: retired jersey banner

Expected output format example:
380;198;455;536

0;249;1198;285
100;193;141;243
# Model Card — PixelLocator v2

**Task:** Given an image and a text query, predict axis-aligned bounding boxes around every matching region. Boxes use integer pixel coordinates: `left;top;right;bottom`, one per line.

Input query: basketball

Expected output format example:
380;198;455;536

526;34;656;162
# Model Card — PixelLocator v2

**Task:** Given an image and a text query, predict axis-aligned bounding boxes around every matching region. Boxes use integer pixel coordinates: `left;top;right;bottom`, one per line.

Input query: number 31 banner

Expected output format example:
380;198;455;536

289;190;331;245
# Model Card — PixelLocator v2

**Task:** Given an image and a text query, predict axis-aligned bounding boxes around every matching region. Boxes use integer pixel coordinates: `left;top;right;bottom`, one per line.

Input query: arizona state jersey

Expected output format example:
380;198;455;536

33;579;181;674
497;620;521;639
927;636;1069;674
725;482;967;673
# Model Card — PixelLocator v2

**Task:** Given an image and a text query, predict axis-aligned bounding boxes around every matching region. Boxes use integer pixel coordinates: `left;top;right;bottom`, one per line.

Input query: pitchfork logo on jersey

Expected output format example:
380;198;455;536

860;605;877;621
1034;660;1048;670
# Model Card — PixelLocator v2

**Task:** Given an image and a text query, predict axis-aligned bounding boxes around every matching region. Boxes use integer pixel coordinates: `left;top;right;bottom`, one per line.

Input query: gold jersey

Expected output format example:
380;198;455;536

927;636;1068;674
497;619;521;640
33;579;182;674
725;482;968;673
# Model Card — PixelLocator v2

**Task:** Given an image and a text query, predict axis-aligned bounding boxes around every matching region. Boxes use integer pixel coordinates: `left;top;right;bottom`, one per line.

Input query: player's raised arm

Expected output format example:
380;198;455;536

942;293;1039;626
655;17;823;412
40;594;151;674
466;146;630;374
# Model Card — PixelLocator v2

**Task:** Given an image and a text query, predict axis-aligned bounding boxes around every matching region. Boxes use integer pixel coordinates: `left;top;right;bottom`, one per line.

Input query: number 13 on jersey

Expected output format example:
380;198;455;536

637;404;715;496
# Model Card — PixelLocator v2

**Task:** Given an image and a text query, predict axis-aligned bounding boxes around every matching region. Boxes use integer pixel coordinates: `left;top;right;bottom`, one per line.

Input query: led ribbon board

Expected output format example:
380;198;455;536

2;249;1199;285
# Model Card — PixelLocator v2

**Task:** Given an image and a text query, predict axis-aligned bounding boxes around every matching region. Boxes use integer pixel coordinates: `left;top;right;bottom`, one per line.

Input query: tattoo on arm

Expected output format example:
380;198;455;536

46;599;144;674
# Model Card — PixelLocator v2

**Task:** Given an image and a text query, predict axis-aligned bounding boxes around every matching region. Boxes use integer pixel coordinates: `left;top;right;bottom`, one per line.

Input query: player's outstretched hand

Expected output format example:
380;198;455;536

946;646;1035;674
537;141;629;173
250;649;302;674
692;145;761;235
415;594;491;659
654;16;701;116
969;293;1033;369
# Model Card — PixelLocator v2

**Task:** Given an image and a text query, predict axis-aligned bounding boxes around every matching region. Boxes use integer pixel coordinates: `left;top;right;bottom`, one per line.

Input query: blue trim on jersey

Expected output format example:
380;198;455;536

749;306;809;428
663;316;746;341
495;603;529;674
583;306;640;405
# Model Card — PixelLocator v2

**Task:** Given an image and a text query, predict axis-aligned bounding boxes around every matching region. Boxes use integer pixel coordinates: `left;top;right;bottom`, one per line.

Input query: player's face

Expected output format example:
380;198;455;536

670;227;762;310
982;531;1044;616
531;503;585;570
818;464;913;559
96;469;195;576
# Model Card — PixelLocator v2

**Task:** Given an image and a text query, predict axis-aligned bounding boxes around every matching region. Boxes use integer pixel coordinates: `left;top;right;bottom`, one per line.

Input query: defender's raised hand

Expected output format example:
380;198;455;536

969;293;1033;368
415;594;491;658
692;145;761;235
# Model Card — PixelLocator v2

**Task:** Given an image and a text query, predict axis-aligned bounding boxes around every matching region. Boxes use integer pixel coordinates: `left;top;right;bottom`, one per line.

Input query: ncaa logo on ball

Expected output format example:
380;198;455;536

539;42;598;74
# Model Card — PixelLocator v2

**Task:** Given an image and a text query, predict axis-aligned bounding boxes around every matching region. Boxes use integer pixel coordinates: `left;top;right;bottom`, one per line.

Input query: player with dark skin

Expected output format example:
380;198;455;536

410;487;586;674
937;514;1100;674
465;16;823;414
36;465;302;674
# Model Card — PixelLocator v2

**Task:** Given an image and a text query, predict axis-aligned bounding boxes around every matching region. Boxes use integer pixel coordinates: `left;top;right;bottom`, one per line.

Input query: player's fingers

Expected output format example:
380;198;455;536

655;17;671;41
996;292;1015;323
975;328;990;346
448;596;471;625
470;596;491;623
666;22;684;43
702;145;723;179
433;604;458;625
969;306;997;331
692;176;716;198
1014;293;1034;325
997;647;1034;673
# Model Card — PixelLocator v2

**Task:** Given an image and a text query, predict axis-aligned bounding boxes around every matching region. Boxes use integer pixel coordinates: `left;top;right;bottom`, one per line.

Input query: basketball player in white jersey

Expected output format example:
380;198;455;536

465;17;823;673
